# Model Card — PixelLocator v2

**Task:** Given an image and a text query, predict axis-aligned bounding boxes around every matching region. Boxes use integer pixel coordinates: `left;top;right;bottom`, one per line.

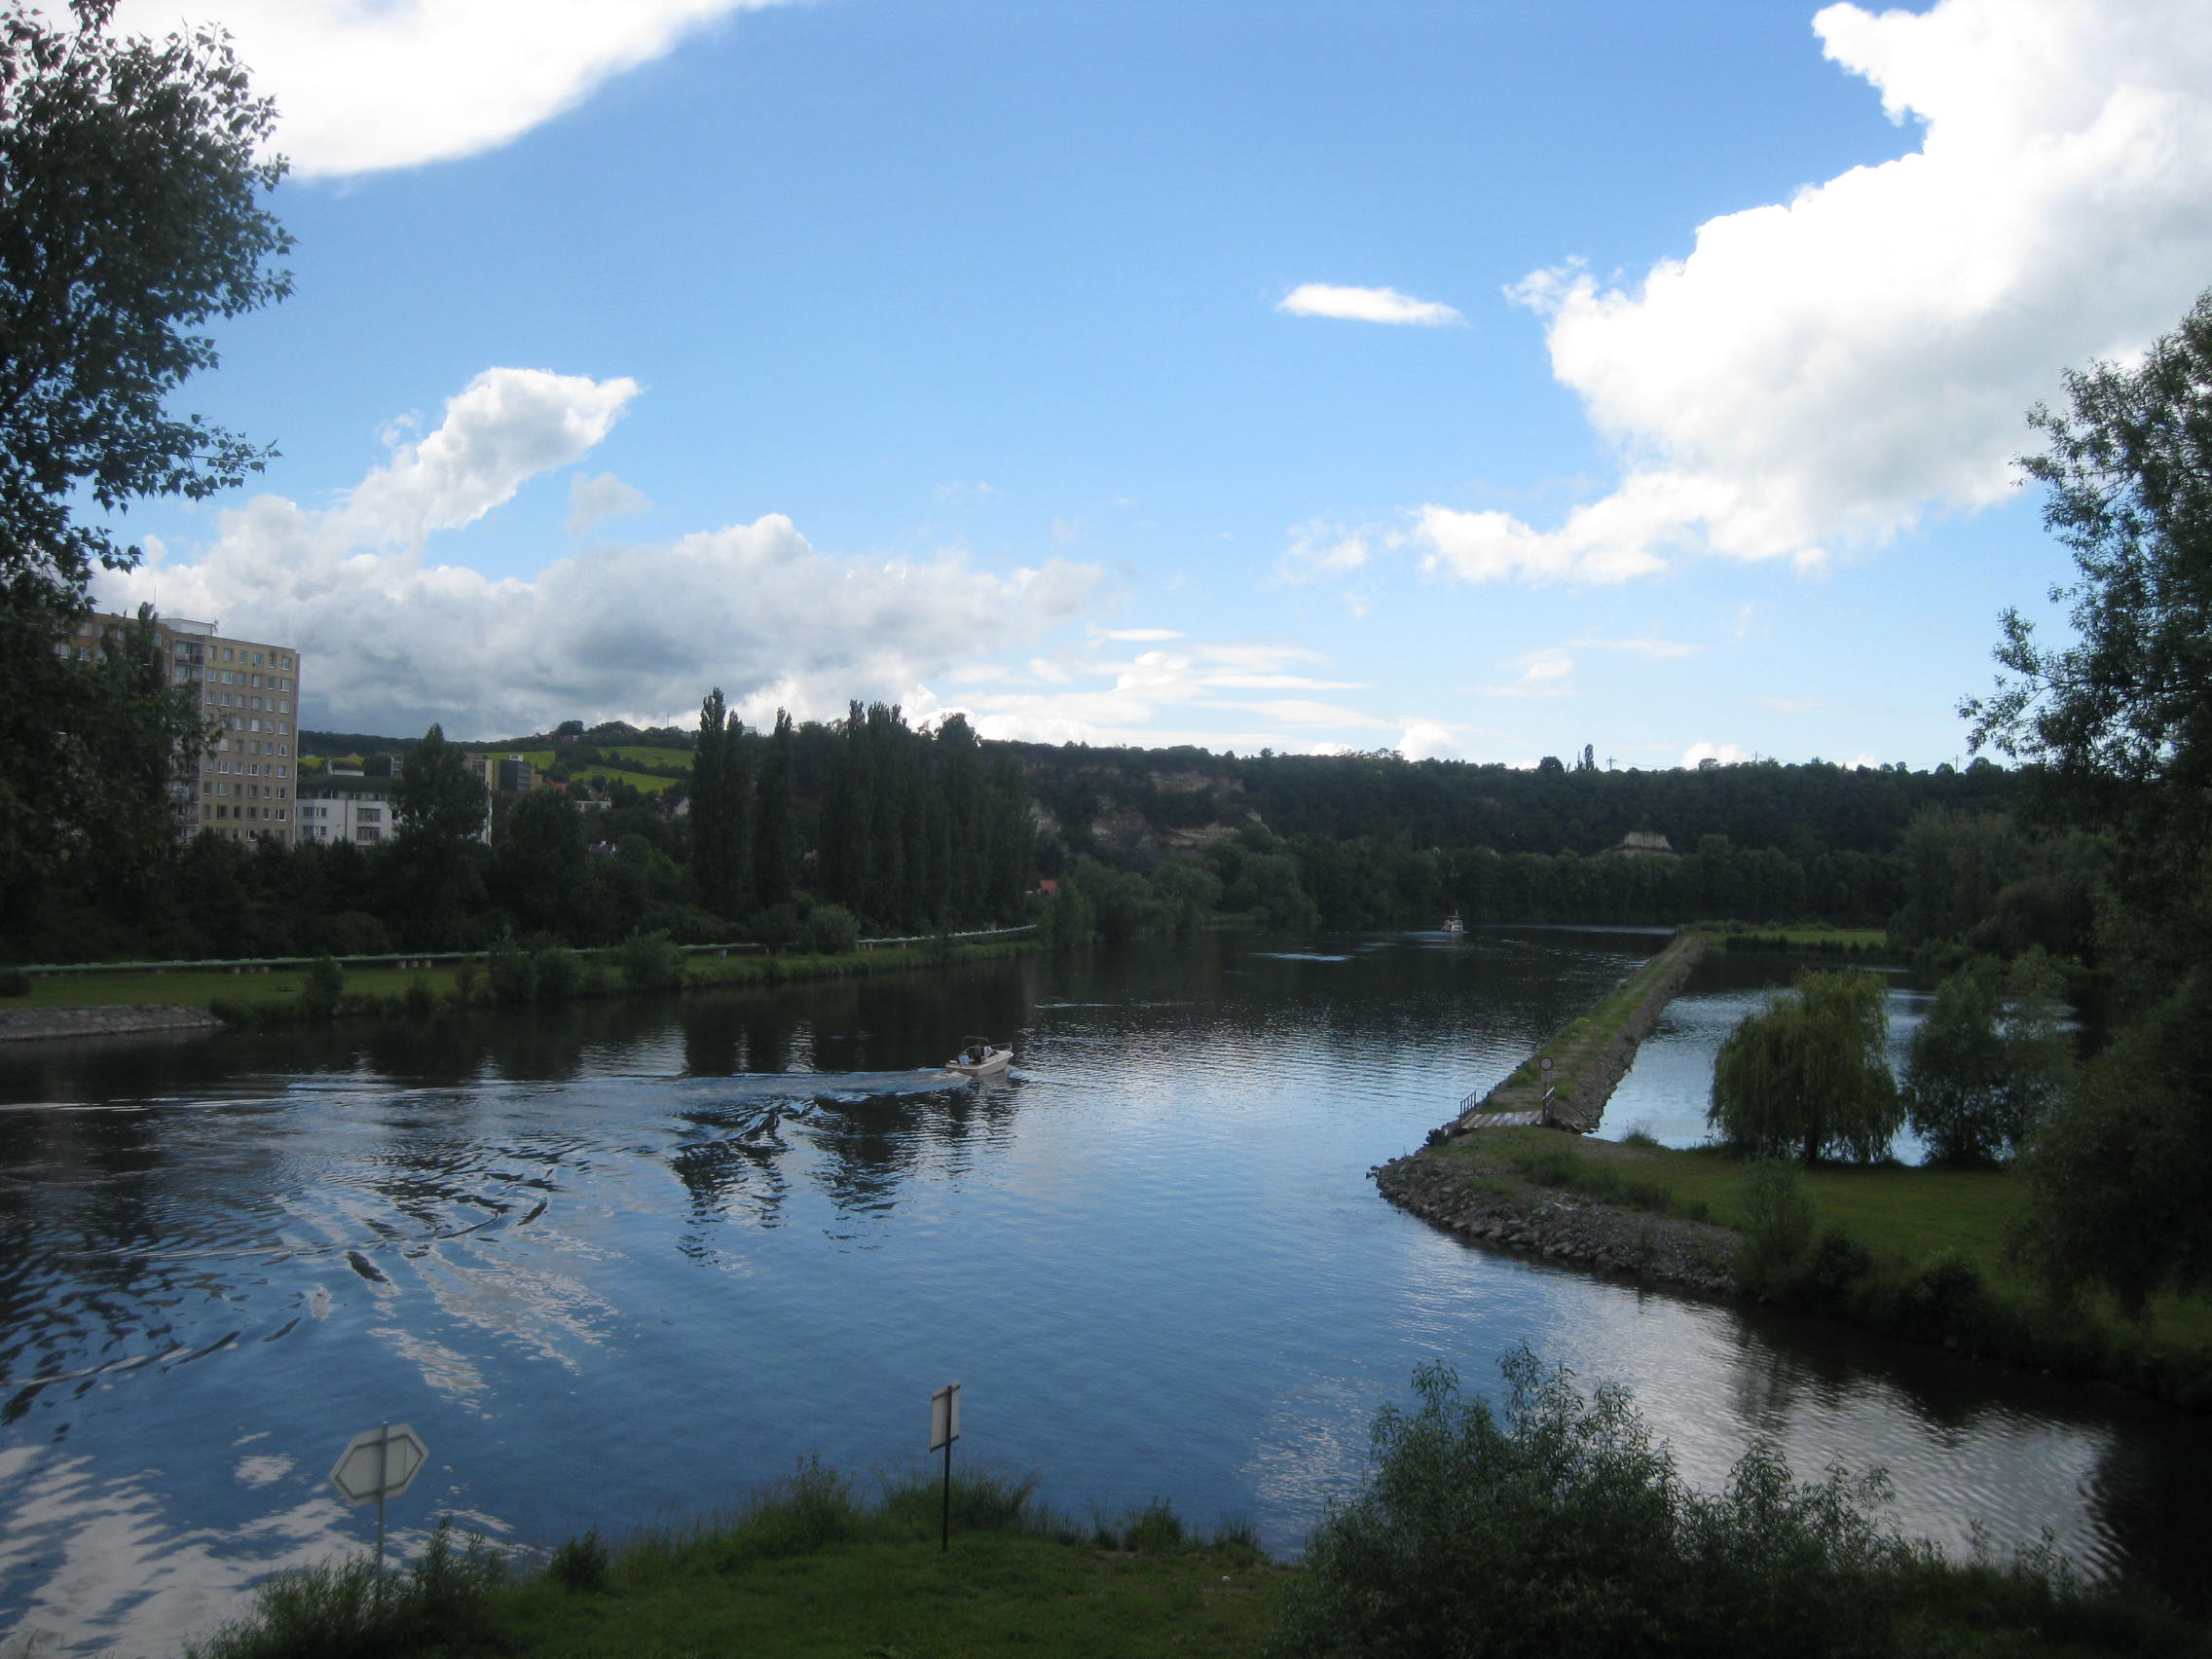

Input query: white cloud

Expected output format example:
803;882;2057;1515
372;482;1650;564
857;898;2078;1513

1277;519;1371;584
98;370;1099;735
1480;645;1576;698
1277;283;1466;327
1682;741;1751;767
1577;635;1701;661
1099;627;1183;642
347;368;640;543
1420;0;2212;583
1397;721;1461;761
567;470;651;535
113;0;797;177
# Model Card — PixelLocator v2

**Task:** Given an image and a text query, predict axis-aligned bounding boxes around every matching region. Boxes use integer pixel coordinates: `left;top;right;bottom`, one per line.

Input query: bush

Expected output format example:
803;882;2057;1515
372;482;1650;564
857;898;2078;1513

1801;1226;1877;1309
485;939;535;1007
545;1530;609;1593
402;975;435;1020
0;966;29;997
1276;1349;1929;1659
1737;1159;1815;1294
749;902;800;952
451;961;481;1008
299;956;344;1021
615;930;687;994
800;903;861;956
533;946;582;1003
186;1520;503;1659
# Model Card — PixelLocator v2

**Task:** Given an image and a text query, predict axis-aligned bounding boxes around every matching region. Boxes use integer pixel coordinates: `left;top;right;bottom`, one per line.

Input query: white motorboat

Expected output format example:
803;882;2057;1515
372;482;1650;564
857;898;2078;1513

947;1039;1012;1078
1442;913;1466;936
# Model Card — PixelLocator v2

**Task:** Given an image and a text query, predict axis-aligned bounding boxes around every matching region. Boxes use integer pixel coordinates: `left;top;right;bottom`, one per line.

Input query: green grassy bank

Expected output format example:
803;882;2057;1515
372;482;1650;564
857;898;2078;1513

1;939;1037;1026
187;1440;2200;1659
1425;1126;2212;1408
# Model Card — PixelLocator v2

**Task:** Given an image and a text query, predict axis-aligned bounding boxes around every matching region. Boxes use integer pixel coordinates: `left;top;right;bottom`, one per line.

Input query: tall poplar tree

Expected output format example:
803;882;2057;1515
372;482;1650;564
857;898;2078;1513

690;686;750;921
753;709;797;910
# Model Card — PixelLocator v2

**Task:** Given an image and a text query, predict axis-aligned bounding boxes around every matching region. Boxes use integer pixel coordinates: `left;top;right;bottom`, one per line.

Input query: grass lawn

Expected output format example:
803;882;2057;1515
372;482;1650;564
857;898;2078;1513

485;1533;1285;1659
1426;1126;2212;1389
1698;923;1895;952
4;963;465;1011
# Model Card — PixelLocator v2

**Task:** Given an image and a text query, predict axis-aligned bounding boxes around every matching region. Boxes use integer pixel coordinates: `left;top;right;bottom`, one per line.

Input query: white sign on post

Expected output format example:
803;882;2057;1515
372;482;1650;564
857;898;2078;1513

329;1422;428;1506
930;1382;961;1452
329;1421;429;1585
1538;1056;1555;1076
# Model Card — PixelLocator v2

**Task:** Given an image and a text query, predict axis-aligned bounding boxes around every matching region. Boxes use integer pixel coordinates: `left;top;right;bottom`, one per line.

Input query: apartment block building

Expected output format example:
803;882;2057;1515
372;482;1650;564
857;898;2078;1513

66;613;306;845
295;765;395;845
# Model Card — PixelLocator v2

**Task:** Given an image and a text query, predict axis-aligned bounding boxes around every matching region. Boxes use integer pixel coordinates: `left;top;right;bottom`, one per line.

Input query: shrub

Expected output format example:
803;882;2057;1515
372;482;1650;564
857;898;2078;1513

1276;1350;1937;1659
1272;1349;2164;1659
0;966;29;997
616;930;687;994
186;1520;503;1659
1899;1249;1989;1341
1801;1226;1877;1309
800;903;860;956
533;946;582;1003
1737;1159;1815;1294
1120;1499;1187;1553
485;939;535;1007
748;902;801;951
451;961;481;1008
402;976;435;1020
545;1530;609;1593
300;956;344;1021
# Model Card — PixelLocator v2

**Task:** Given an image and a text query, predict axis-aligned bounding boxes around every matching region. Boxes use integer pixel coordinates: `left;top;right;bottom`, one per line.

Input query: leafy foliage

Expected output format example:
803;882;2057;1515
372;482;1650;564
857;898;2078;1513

1277;1350;1929;1659
1903;952;2073;1166
1709;971;1900;1163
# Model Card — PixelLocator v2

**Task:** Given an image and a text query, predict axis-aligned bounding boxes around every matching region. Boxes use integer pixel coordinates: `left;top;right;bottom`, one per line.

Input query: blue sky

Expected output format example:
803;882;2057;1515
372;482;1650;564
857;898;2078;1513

94;0;2212;767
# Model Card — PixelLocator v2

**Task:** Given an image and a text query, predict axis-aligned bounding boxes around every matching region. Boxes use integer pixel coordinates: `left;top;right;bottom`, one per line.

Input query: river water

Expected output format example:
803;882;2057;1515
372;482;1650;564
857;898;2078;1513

0;931;2203;1654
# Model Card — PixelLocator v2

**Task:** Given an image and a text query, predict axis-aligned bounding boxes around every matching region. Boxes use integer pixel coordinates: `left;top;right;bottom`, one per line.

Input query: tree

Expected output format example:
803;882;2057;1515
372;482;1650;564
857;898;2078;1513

1963;285;2212;988
753;709;797;910
387;724;487;946
1709;970;1899;1164
1963;288;2212;1309
689;687;749;920
1;0;289;915
1901;953;2073;1167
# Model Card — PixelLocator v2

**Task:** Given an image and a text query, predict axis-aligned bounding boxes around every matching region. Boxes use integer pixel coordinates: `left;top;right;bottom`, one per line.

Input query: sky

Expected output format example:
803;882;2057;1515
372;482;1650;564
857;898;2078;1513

89;0;2212;768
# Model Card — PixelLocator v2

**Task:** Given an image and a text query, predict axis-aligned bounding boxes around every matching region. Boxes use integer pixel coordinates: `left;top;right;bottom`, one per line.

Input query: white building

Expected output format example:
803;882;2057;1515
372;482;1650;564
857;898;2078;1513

295;767;396;845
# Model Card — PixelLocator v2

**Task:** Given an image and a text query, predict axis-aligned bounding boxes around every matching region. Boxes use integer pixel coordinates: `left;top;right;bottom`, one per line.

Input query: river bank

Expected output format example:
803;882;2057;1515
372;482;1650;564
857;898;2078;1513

0;934;1038;1035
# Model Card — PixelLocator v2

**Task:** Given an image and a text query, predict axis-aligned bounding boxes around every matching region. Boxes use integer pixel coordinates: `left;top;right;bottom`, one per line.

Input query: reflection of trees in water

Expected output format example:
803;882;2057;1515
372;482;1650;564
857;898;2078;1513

2081;1426;2212;1615
1718;1299;2212;1612
671;1132;789;1236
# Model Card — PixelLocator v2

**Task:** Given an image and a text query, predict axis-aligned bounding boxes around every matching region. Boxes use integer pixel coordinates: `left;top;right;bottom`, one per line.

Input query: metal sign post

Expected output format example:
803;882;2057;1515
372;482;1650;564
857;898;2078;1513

329;1420;430;1586
929;1382;961;1553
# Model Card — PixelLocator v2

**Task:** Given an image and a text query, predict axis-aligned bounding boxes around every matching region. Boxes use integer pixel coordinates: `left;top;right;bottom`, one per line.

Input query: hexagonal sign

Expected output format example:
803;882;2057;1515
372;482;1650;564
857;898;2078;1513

328;1422;429;1508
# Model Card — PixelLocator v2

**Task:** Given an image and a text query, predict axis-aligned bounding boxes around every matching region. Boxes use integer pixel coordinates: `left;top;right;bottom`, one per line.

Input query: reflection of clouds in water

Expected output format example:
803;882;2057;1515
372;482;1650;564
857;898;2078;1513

0;1452;354;1659
232;1454;293;1489
374;1328;488;1403
402;1234;619;1377
1502;1274;2111;1571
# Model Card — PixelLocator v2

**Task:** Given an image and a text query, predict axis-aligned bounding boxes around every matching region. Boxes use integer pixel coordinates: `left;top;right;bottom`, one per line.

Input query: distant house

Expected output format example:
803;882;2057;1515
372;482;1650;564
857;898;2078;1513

1611;830;1676;857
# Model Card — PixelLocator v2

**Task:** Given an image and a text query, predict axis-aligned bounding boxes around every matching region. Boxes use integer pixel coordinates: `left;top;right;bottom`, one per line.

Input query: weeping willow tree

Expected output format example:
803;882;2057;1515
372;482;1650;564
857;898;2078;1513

1709;971;1899;1164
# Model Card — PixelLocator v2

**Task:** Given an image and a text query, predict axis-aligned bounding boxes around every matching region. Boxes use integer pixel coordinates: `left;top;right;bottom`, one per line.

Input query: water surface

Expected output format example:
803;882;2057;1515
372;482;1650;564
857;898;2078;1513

0;932;2201;1655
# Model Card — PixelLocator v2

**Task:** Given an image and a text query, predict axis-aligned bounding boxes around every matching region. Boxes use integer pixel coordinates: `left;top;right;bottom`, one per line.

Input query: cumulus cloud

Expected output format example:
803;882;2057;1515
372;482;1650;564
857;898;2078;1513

1683;741;1751;767
1397;720;1461;761
112;0;797;177
98;370;1099;735
1418;0;2212;584
348;369;640;543
568;470;651;535
1277;283;1465;327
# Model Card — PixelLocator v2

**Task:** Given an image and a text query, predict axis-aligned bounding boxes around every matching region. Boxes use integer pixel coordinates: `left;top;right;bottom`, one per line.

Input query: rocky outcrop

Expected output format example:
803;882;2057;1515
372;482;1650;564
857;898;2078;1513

1375;1148;1738;1297
0;1005;226;1043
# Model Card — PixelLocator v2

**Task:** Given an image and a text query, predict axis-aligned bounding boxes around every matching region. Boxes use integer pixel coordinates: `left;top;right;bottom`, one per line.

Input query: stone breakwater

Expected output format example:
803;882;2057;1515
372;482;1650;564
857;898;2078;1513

1453;929;1709;1134
1374;1149;1738;1297
0;1005;226;1043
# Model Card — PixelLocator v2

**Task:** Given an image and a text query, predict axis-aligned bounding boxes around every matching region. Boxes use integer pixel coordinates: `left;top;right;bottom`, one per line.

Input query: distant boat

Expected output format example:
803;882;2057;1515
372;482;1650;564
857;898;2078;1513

947;1039;1012;1078
1442;914;1466;937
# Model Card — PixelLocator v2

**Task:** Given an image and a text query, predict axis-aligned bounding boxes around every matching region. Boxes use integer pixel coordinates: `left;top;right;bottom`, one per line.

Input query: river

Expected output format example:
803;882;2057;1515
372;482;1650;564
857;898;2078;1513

0;930;2203;1654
